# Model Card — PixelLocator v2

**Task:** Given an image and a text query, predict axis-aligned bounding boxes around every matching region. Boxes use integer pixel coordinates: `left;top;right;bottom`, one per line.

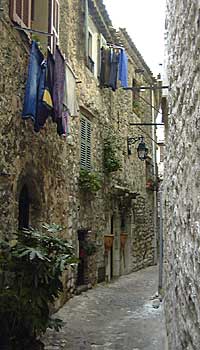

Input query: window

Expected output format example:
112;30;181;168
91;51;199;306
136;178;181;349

10;0;59;52
88;32;92;58
87;31;94;73
80;116;91;170
86;16;102;77
10;0;32;28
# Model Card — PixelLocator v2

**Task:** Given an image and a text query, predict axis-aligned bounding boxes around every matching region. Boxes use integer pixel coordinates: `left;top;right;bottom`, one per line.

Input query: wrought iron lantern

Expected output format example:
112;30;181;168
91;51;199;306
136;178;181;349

127;135;148;161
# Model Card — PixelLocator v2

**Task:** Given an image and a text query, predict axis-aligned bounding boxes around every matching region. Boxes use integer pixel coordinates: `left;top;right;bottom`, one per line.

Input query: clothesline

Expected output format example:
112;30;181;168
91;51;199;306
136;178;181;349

106;42;124;50
22;41;79;137
13;25;53;36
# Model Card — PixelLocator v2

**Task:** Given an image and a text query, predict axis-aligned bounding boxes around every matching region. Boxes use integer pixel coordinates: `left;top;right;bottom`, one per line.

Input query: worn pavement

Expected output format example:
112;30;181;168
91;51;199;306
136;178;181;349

43;266;167;350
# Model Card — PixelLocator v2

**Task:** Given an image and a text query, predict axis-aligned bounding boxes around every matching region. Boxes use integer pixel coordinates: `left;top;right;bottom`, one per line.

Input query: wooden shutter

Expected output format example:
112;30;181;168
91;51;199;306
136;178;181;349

80;117;91;170
10;0;32;28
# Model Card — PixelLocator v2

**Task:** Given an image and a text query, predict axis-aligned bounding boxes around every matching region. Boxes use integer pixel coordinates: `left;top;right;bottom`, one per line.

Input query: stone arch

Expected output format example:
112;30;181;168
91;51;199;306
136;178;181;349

16;166;45;228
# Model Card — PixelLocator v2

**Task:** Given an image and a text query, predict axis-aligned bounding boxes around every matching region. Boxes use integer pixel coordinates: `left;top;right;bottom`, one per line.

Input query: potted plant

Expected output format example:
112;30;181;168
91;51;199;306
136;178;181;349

104;234;114;251
146;179;157;191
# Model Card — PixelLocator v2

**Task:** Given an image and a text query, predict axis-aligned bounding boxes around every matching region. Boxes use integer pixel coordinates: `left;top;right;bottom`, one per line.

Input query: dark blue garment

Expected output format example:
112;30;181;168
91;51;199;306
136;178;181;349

22;41;44;121
33;60;48;132
53;47;66;135
109;50;119;91
119;49;128;88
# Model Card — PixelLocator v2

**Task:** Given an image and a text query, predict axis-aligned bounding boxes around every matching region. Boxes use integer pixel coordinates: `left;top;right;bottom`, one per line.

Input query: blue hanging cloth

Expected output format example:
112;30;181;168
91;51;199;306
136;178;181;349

119;49;128;88
22;41;53;132
22;41;44;122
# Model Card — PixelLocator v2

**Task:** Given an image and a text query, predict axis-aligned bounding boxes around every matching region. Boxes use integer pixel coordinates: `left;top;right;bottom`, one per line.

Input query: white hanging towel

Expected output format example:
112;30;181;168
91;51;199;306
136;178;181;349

64;62;79;117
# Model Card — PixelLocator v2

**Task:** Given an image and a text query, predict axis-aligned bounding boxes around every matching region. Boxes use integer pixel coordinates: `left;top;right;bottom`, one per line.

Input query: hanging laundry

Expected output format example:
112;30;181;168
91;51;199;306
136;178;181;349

35;50;55;131
42;50;54;115
22;41;45;122
60;110;70;137
22;41;54;132
34;59;49;132
100;47;111;87
109;49;120;91
119;49;128;88
64;63;79;117
53;46;66;136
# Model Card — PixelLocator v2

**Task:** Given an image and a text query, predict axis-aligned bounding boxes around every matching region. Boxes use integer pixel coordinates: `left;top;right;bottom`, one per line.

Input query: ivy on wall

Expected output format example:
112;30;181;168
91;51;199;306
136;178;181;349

79;169;102;193
103;133;121;173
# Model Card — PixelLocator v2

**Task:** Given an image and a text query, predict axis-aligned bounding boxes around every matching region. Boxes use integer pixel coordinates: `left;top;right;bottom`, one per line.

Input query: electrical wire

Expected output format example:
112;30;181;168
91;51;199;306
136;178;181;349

123;87;163;115
137;93;162;115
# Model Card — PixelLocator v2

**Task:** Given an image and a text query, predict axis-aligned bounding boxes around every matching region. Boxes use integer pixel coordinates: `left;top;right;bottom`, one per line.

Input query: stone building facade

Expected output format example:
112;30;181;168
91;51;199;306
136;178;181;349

164;0;200;349
0;0;160;302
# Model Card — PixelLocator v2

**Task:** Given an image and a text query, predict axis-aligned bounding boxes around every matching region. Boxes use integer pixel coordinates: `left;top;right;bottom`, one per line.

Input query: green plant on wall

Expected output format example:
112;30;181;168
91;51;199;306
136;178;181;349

132;99;146;117
79;169;102;193
81;241;97;256
0;224;77;349
103;133;121;173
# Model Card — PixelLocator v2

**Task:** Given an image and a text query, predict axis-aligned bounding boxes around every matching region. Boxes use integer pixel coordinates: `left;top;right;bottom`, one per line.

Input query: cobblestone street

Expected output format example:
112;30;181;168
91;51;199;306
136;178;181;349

44;266;167;350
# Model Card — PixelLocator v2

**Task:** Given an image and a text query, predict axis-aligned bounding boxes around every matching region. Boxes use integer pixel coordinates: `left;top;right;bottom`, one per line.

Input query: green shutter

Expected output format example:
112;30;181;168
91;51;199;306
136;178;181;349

80;117;91;170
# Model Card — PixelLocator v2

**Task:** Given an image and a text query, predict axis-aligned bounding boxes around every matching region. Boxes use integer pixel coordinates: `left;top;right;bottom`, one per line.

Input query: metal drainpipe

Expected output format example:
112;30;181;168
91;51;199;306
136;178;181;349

151;86;158;264
0;0;3;18
158;187;163;292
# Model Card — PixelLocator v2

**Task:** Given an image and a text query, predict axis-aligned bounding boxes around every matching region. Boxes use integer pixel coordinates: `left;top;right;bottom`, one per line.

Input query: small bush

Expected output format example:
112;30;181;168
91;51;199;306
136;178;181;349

81;241;97;256
0;224;77;350
79;169;102;193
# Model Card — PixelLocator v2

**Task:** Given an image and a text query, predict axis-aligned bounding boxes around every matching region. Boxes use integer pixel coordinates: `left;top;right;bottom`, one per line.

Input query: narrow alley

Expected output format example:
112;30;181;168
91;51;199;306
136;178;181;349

44;266;167;350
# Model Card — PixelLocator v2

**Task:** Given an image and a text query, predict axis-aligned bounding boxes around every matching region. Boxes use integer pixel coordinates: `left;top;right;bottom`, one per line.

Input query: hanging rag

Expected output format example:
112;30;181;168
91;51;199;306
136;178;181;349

109;49;120;91
100;47;111;87
119;49;128;88
60;109;70;137
53;46;66;135
64;63;79;117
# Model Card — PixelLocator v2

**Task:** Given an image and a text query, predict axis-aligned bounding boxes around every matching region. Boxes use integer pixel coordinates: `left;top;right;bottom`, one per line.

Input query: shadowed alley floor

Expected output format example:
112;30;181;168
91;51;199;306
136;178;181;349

43;266;167;350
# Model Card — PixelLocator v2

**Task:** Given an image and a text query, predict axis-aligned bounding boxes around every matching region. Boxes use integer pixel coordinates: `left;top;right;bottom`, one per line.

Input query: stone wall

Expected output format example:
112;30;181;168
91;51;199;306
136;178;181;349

0;0;158;302
164;1;200;349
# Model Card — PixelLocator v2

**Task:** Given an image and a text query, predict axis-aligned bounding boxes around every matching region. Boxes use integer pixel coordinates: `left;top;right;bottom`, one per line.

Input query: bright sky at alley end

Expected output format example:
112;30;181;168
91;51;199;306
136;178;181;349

103;0;166;76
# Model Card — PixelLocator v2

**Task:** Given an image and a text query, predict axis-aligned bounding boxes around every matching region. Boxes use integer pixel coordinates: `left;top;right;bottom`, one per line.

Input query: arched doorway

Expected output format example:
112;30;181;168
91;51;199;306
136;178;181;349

18;184;30;229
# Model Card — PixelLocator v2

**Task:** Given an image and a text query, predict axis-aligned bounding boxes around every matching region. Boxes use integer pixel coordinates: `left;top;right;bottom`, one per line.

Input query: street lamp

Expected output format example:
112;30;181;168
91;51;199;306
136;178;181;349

127;136;148;160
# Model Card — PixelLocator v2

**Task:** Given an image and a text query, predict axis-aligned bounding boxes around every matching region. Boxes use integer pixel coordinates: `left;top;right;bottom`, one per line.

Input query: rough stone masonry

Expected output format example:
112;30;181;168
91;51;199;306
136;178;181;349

0;0;159;305
164;0;200;349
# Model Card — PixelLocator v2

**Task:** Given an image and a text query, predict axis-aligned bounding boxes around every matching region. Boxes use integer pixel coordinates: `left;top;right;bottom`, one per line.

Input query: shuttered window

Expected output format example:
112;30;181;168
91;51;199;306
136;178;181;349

80;117;91;170
10;0;32;28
